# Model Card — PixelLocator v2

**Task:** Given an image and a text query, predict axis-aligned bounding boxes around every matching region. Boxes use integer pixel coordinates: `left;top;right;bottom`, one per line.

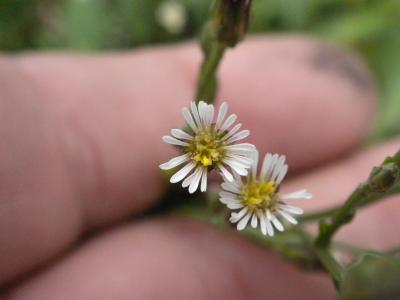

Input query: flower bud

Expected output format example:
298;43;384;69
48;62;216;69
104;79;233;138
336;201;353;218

213;0;252;47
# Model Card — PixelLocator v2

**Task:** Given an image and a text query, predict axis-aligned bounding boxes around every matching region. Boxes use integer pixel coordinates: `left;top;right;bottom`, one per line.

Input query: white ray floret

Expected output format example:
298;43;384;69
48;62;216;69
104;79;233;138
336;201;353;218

160;101;255;193
219;150;312;236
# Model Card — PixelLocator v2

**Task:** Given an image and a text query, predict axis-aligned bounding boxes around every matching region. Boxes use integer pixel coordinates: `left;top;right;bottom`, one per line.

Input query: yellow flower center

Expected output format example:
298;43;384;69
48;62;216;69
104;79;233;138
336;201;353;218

187;127;226;167
241;180;278;211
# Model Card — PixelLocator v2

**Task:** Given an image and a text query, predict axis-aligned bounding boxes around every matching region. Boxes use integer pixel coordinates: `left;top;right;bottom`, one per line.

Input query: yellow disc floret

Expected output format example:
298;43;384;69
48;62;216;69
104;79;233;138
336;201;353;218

187;126;226;168
241;180;278;212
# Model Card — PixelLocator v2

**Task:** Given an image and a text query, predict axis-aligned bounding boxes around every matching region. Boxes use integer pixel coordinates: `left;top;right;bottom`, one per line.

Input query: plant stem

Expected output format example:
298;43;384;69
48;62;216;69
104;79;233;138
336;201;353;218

310;150;400;285
319;150;400;247
195;42;226;103
315;183;371;247
315;247;343;285
299;206;338;223
194;0;252;103
300;185;400;224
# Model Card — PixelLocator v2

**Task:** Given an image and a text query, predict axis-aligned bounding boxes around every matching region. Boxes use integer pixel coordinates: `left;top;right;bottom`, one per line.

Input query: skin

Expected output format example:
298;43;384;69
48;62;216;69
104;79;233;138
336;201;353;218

0;35;399;299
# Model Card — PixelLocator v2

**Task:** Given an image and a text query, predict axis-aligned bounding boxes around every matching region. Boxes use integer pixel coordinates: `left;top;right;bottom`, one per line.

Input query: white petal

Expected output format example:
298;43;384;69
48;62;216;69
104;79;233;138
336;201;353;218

219;192;240;201
229;149;256;156
219;194;239;205
232;171;243;185
188;167;203;194
230;207;248;223
221;182;240;194
271;155;286;182
190;102;202;128
220;192;239;200
224;160;249;176
206;104;214;125
251;149;259;178
182;171;196;188
280;189;312;200
162;136;189;147
220;198;241;205
181;107;198;132
182;180;192;188
279;204;304;215
228;202;244;209
276;164;288;185
226;143;256;151
260;153;272;179
271;216;284;232
259;213;267;235
198;101;208;126
215;102;228;129
278;210;298;224
266;219;274;236
226;130;250;143
227;154;253;167
219;114;237;132
219;165;234;182
227;145;257;157
171;129;193;140
224;157;250;169
221;123;241;140
219;191;237;199
200;169;207;192
200;103;211;126
261;153;278;180
237;212;252;231
266;210;273;221
267;156;278;180
159;153;190;170
251;213;258;228
170;162;196;183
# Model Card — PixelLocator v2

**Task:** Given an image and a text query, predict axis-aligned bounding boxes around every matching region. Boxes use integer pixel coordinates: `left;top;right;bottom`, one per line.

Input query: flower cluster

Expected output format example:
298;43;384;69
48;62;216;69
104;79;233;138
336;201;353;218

220;151;312;236
160;101;255;193
160;101;311;235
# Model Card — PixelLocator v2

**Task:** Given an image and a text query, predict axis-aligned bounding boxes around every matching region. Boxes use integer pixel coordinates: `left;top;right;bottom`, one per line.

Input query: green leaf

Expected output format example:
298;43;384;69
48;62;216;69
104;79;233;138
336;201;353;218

340;254;400;300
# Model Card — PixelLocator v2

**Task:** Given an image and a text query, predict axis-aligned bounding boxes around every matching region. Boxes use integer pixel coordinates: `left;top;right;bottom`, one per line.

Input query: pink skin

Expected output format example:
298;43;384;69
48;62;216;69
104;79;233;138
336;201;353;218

0;35;398;299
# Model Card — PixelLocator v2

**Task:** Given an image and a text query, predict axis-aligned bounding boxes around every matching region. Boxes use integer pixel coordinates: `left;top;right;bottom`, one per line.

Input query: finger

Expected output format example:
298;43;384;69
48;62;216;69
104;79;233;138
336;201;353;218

0;36;376;285
15;36;376;224
283;138;400;248
3;218;335;300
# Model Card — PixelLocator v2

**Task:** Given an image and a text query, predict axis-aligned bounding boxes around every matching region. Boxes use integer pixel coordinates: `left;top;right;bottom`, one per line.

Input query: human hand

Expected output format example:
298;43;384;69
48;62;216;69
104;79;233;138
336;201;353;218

1;36;399;299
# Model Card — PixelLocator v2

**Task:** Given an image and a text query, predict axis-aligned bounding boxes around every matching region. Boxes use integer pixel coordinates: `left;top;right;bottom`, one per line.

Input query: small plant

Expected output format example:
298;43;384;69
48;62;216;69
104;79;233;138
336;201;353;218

160;1;400;298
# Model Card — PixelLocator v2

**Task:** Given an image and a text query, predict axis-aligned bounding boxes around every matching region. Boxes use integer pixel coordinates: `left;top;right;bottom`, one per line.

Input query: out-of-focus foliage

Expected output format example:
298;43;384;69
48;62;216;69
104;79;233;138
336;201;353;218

340;254;400;300
0;0;399;139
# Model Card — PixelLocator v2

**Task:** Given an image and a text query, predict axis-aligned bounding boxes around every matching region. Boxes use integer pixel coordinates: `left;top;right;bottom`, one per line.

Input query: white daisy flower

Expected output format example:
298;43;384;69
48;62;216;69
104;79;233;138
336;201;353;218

160;101;255;194
219;151;312;236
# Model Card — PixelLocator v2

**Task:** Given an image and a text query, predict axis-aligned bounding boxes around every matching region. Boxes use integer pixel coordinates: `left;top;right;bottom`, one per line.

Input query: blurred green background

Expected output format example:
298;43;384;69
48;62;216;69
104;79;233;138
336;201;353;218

1;0;399;140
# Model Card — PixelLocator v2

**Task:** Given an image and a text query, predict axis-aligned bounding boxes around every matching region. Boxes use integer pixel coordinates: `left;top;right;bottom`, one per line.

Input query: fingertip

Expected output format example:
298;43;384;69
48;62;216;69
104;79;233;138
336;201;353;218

215;35;377;170
5;218;335;300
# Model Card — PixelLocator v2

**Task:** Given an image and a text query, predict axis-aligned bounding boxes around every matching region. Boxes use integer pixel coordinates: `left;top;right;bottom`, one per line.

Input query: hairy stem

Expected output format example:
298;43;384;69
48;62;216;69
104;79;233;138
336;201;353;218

315;150;400;248
315;248;343;285
195;42;226;103
300;185;400;223
195;0;252;104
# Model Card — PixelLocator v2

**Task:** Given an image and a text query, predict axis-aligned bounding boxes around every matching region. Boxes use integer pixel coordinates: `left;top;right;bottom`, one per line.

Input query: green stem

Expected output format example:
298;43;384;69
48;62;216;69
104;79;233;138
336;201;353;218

194;0;252;103
315;183;400;248
296;227;342;284
315;183;371;247
299;206;338;223
300;185;400;224
311;150;400;285
195;42;226;103
315;247;343;285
